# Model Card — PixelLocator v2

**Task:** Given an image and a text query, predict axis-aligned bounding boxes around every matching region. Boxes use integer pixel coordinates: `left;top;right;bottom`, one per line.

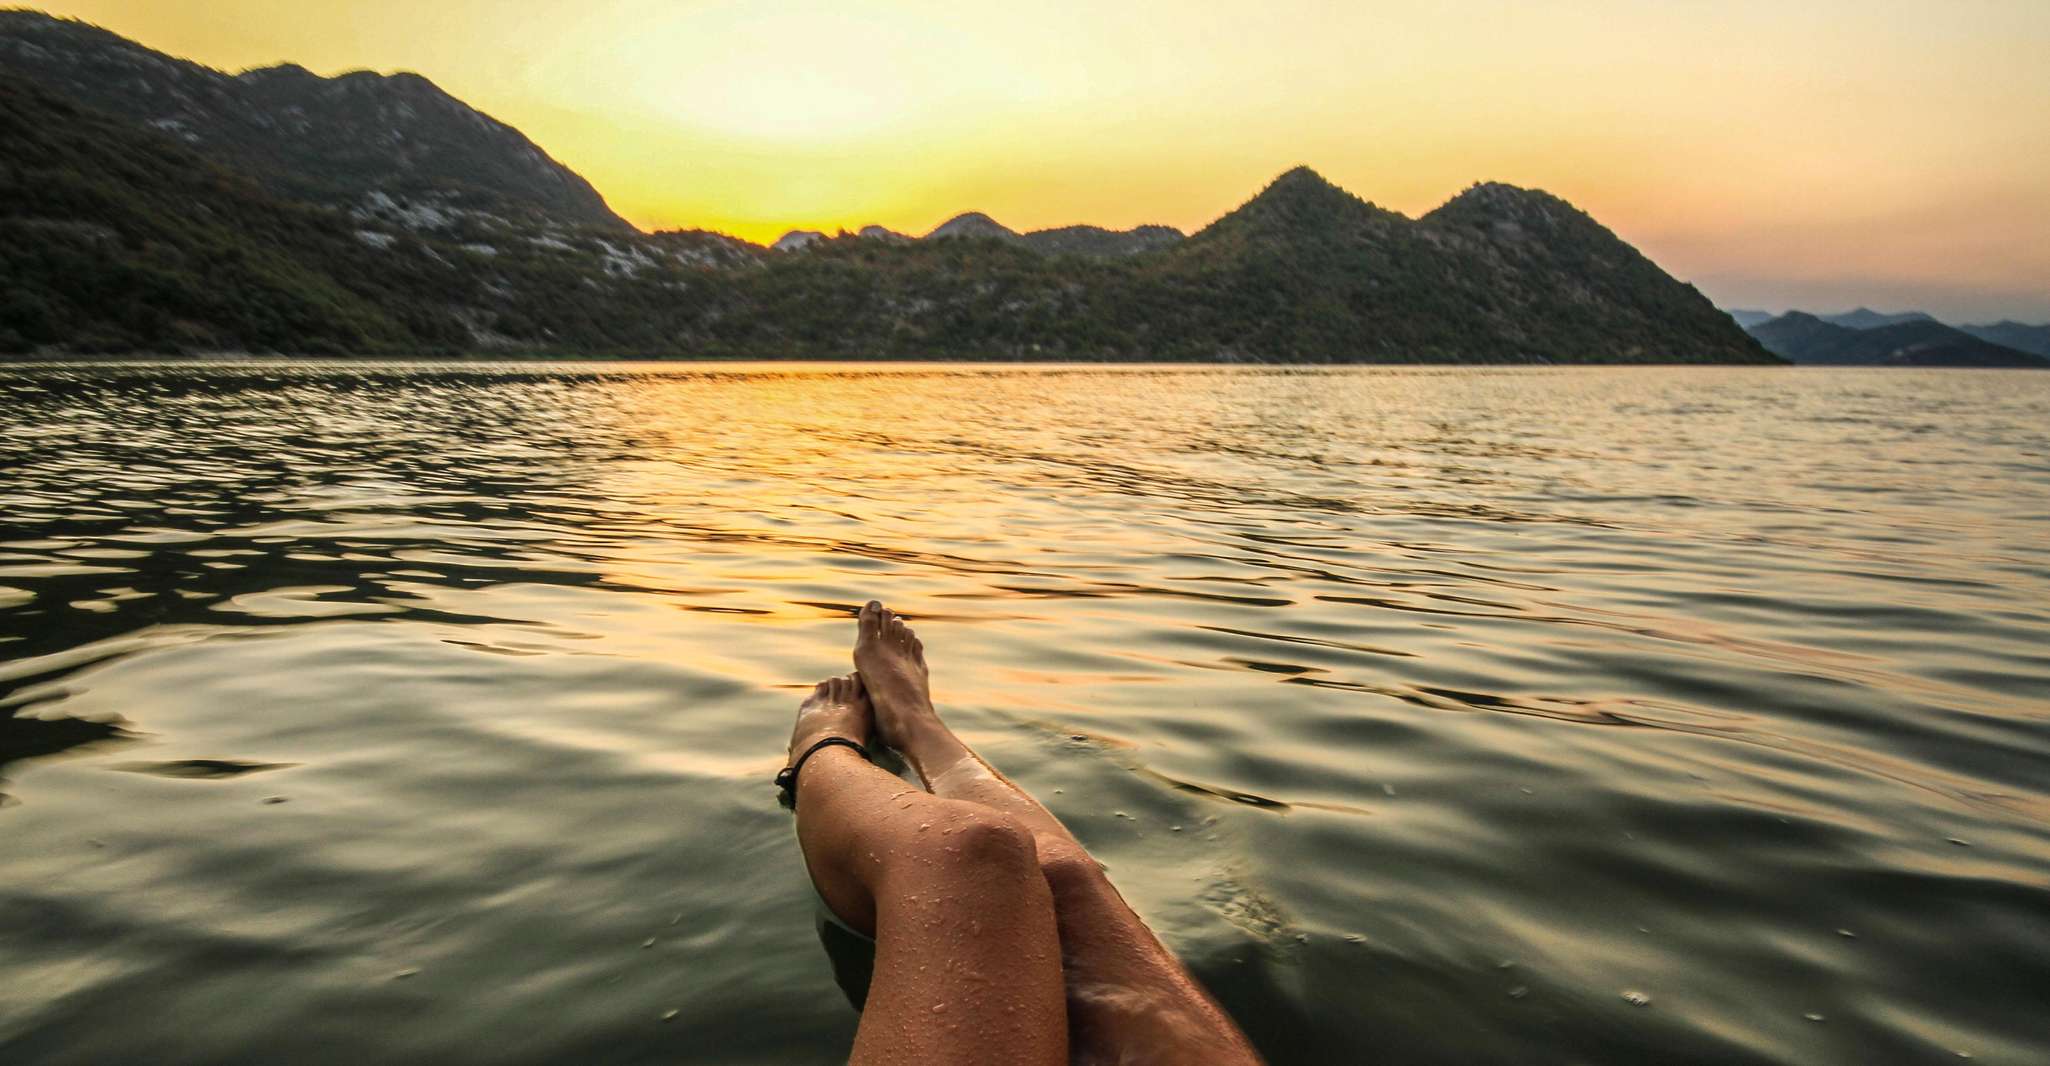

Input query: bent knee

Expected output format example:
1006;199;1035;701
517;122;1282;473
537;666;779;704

942;809;1041;877
1035;838;1104;894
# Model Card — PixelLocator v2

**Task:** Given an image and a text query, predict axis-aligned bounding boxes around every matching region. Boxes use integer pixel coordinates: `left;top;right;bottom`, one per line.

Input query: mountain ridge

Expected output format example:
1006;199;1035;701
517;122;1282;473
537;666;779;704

1747;312;2047;367
0;9;627;229
1818;308;1938;330
0;11;1774;363
1958;321;2050;358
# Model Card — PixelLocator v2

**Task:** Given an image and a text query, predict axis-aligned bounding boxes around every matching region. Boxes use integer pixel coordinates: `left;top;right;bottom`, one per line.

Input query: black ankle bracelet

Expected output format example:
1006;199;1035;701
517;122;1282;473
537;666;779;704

776;736;872;799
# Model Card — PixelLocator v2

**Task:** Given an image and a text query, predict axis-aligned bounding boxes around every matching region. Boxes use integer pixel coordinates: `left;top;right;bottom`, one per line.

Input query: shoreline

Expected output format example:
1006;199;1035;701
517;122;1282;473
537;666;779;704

0;353;1806;368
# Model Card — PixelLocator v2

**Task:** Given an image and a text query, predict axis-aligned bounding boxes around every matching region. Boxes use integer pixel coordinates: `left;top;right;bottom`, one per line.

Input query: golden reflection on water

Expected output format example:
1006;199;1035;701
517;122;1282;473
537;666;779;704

1;364;2048;1065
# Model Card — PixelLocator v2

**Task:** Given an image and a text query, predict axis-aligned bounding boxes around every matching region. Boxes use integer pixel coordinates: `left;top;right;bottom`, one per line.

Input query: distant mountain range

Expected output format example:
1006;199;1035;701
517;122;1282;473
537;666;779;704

778;217;1184;259
1731;306;2049;367
1956;321;2050;359
0;10;1772;362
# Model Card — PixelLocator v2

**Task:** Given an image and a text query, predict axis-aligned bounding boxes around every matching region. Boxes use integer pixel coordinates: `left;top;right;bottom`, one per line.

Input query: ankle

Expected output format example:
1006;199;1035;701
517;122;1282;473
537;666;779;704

896;714;969;780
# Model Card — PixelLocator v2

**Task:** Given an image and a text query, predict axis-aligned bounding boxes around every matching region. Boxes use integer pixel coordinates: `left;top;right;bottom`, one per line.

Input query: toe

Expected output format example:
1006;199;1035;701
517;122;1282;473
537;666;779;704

858;600;885;639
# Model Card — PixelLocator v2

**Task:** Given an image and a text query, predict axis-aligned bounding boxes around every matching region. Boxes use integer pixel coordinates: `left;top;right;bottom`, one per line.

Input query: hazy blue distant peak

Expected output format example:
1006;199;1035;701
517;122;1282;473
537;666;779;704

1746;312;2048;367
1957;321;2050;358
1818;308;1937;330
1725;309;1777;329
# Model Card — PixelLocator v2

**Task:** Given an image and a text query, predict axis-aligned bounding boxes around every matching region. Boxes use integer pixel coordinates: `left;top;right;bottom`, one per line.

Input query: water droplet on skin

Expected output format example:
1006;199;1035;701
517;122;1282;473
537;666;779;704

918;822;932;832
931;1003;947;1014
1622;990;1651;1007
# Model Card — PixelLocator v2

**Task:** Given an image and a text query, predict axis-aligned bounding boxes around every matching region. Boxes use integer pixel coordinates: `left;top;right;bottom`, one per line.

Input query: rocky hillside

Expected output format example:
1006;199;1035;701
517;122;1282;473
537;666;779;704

0;11;1777;363
1122;169;1770;362
0;10;624;229
0;71;759;356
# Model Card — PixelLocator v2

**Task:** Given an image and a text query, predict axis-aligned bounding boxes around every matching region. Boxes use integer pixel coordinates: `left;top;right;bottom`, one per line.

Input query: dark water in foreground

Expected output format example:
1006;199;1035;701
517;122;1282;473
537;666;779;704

2;363;2048;1065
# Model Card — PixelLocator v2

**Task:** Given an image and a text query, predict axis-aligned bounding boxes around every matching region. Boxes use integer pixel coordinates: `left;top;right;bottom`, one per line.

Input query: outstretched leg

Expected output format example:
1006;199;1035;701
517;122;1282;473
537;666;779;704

853;603;1266;1066
787;675;1068;1066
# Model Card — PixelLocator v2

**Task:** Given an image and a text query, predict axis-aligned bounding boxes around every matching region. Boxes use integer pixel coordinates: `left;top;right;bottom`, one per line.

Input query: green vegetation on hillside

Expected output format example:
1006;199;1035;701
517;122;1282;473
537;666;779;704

0;8;1780;364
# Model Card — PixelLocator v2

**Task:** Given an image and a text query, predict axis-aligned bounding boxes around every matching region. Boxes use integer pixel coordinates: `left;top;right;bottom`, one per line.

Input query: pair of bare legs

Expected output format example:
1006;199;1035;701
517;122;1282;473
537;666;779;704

786;601;1266;1066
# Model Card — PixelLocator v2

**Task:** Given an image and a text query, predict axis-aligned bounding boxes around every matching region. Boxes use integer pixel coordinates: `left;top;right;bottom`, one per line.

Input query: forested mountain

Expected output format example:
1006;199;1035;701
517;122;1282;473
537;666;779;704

0;10;624;228
0;71;777;355
0;10;1776;363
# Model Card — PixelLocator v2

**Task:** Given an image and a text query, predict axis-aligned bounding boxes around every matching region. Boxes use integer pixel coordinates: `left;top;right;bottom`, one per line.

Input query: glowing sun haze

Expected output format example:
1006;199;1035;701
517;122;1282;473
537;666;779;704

31;0;2050;321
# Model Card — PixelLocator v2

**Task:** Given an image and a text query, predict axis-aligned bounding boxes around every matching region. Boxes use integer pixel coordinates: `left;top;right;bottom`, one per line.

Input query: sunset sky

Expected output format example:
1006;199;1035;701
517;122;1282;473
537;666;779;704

30;0;2050;321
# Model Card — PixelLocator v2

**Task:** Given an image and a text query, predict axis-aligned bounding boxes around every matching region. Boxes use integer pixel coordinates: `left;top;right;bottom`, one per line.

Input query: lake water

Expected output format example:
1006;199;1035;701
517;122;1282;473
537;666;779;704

2;363;2047;1065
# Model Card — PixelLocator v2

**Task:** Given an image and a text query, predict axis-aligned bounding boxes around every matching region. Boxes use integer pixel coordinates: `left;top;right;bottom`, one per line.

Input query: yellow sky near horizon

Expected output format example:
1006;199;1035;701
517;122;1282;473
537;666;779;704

26;0;2050;320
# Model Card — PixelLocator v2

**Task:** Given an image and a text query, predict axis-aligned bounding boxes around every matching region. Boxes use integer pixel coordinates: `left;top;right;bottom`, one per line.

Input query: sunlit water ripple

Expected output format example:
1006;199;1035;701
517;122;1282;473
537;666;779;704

2;363;2047;1065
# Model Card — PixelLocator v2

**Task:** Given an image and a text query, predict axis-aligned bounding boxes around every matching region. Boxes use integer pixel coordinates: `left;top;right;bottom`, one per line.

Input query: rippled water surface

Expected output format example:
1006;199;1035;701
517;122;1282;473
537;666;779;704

3;363;2048;1065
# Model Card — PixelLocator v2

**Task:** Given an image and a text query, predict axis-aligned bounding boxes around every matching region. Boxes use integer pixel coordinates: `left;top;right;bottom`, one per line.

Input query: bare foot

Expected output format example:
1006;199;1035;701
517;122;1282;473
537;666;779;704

852;601;936;745
789;673;872;764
